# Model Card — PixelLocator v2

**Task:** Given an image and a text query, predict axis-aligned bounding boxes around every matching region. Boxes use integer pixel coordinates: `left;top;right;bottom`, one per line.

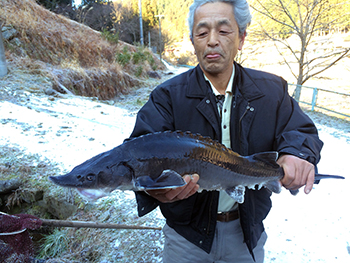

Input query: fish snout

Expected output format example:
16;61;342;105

49;175;61;185
49;172;97;188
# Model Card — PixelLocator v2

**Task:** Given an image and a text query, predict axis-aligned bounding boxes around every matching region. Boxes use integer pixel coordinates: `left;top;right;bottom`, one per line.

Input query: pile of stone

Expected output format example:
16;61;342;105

1;25;26;58
0;175;77;220
1;26;20;47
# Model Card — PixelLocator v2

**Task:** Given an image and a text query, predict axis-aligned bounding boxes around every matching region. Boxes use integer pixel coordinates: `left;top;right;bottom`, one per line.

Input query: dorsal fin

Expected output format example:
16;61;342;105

127;130;239;156
130;130;223;147
176;130;233;152
252;152;279;168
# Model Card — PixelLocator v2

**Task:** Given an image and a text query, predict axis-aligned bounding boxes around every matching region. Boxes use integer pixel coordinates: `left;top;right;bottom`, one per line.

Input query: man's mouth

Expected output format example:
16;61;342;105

205;53;221;59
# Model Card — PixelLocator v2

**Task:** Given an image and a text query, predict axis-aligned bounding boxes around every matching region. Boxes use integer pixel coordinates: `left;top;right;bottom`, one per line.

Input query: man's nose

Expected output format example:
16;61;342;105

207;31;219;47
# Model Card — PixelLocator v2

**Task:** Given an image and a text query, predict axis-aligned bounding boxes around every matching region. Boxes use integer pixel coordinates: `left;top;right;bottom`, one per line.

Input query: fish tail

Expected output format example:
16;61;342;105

315;174;345;180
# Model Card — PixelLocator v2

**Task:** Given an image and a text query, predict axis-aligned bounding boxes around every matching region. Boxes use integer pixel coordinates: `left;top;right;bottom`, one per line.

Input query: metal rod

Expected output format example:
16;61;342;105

40;219;161;230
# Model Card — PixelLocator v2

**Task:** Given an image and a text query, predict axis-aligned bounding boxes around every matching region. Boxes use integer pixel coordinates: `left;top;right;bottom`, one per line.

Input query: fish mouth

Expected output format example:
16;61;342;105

77;188;108;201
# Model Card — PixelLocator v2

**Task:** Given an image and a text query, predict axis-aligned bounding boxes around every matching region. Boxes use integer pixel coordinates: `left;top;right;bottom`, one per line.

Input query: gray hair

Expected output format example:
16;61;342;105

188;0;252;39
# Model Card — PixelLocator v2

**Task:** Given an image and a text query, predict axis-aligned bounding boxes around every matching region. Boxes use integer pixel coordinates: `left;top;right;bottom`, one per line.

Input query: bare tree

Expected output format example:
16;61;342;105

0;23;7;77
114;2;140;44
77;1;116;31
250;0;350;101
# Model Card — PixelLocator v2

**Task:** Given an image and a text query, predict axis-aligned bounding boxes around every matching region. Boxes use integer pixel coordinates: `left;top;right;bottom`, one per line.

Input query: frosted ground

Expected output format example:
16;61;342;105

0;65;349;262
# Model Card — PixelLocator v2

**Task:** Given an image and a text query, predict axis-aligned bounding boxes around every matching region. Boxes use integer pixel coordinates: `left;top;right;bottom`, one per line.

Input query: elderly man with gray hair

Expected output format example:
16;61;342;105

129;0;323;262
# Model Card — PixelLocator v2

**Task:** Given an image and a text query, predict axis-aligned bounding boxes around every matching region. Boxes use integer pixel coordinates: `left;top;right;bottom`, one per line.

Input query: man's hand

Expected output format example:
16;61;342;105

277;154;315;194
144;174;200;203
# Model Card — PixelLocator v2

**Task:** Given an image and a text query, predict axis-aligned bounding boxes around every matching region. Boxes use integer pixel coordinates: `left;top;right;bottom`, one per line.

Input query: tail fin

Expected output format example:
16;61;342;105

315;174;345;180
289;173;344;196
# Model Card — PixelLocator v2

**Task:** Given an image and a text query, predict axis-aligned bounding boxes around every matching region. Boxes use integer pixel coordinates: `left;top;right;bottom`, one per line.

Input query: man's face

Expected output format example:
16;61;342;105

192;2;245;77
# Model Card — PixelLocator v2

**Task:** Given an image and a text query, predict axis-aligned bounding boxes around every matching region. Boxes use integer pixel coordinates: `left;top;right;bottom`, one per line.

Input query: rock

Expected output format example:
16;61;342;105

44;88;57;96
9;37;21;47
21;189;44;204
0;177;22;194
147;71;161;79
2;27;17;41
42;194;77;219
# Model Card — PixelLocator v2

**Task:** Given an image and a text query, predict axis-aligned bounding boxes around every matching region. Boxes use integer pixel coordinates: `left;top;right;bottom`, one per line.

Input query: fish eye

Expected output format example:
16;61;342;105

86;174;95;181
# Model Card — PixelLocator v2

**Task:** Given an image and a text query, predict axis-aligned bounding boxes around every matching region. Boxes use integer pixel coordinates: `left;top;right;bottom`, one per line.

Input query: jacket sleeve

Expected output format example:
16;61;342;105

128;86;175;217
274;82;323;165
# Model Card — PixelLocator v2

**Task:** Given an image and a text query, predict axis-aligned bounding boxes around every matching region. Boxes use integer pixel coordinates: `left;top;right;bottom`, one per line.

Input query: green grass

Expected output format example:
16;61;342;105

39;228;69;258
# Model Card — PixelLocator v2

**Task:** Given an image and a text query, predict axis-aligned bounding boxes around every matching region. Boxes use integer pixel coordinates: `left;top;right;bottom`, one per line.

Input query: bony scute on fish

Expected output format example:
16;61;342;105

49;131;344;203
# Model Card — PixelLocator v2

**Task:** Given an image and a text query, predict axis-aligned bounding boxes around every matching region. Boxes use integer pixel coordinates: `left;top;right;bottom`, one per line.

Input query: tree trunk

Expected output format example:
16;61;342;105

294;35;306;103
293;74;303;103
0;25;7;77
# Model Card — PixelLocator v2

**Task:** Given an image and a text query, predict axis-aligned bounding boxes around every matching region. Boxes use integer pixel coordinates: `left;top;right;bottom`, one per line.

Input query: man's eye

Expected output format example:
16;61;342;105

196;31;208;37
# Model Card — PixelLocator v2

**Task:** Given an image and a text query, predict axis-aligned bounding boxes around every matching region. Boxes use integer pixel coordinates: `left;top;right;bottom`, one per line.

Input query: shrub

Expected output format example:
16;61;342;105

135;65;143;77
132;50;146;64
101;29;119;45
116;46;131;66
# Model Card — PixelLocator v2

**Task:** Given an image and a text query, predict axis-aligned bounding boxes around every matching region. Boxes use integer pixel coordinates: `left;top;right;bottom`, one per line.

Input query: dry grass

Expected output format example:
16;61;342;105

39;191;164;262
0;0;165;100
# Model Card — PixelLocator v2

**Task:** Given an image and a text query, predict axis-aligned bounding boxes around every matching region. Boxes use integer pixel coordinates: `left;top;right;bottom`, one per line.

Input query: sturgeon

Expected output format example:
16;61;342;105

49;131;344;203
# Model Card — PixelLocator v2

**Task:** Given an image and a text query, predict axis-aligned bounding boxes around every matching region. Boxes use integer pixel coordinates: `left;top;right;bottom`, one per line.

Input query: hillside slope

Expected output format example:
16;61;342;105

0;0;165;99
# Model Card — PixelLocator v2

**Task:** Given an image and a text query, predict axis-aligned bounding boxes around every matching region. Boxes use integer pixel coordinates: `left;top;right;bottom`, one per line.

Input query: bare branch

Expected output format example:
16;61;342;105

249;0;349;92
250;0;298;32
302;49;350;84
272;41;299;80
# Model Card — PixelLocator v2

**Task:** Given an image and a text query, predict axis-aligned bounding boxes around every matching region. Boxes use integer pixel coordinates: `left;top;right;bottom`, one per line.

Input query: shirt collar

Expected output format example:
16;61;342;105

204;66;235;96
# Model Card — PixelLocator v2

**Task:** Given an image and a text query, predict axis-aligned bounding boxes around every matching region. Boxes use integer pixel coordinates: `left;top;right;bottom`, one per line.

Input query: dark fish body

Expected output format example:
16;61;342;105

49;131;344;203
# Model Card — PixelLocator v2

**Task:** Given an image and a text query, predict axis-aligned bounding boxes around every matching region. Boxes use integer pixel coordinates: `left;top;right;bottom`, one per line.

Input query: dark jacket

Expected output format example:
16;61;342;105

129;63;323;258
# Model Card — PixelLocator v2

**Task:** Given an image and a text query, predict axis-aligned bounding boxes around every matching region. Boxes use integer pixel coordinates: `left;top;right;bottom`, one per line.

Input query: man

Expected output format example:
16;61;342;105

128;0;323;262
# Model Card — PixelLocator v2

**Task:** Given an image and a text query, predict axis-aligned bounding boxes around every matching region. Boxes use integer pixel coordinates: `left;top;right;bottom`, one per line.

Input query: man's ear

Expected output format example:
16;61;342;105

238;31;246;51
190;37;196;55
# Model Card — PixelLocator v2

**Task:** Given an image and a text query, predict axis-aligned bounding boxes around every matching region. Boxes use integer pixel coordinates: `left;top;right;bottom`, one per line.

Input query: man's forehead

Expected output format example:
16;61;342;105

196;18;232;28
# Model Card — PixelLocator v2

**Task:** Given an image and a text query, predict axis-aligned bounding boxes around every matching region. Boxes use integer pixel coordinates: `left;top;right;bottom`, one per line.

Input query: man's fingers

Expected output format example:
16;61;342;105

278;154;315;194
280;174;295;188
304;170;315;194
146;174;200;203
173;174;199;200
165;174;199;200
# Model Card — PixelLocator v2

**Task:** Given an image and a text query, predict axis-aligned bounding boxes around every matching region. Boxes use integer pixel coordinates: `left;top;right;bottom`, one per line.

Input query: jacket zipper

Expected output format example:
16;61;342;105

207;193;214;235
238;102;250;152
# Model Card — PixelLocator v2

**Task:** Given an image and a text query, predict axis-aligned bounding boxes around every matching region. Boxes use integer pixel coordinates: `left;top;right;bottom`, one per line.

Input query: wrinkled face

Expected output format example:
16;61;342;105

192;2;245;77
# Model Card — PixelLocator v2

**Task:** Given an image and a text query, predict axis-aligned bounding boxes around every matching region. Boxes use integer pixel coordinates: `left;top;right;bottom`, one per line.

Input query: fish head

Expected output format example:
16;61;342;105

49;148;134;196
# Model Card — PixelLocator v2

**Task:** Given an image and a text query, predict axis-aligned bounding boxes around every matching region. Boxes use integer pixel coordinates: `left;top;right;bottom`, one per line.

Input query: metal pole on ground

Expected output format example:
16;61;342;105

0;23;8;77
138;0;144;46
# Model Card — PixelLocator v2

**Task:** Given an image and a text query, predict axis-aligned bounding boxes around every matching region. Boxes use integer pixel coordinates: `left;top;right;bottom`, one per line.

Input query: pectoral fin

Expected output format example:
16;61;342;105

226;185;246;204
264;180;282;193
289;189;299;195
135;170;186;190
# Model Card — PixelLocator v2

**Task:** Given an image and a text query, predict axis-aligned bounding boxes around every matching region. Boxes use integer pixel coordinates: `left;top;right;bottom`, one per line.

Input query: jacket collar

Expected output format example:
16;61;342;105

186;65;211;98
186;63;265;102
